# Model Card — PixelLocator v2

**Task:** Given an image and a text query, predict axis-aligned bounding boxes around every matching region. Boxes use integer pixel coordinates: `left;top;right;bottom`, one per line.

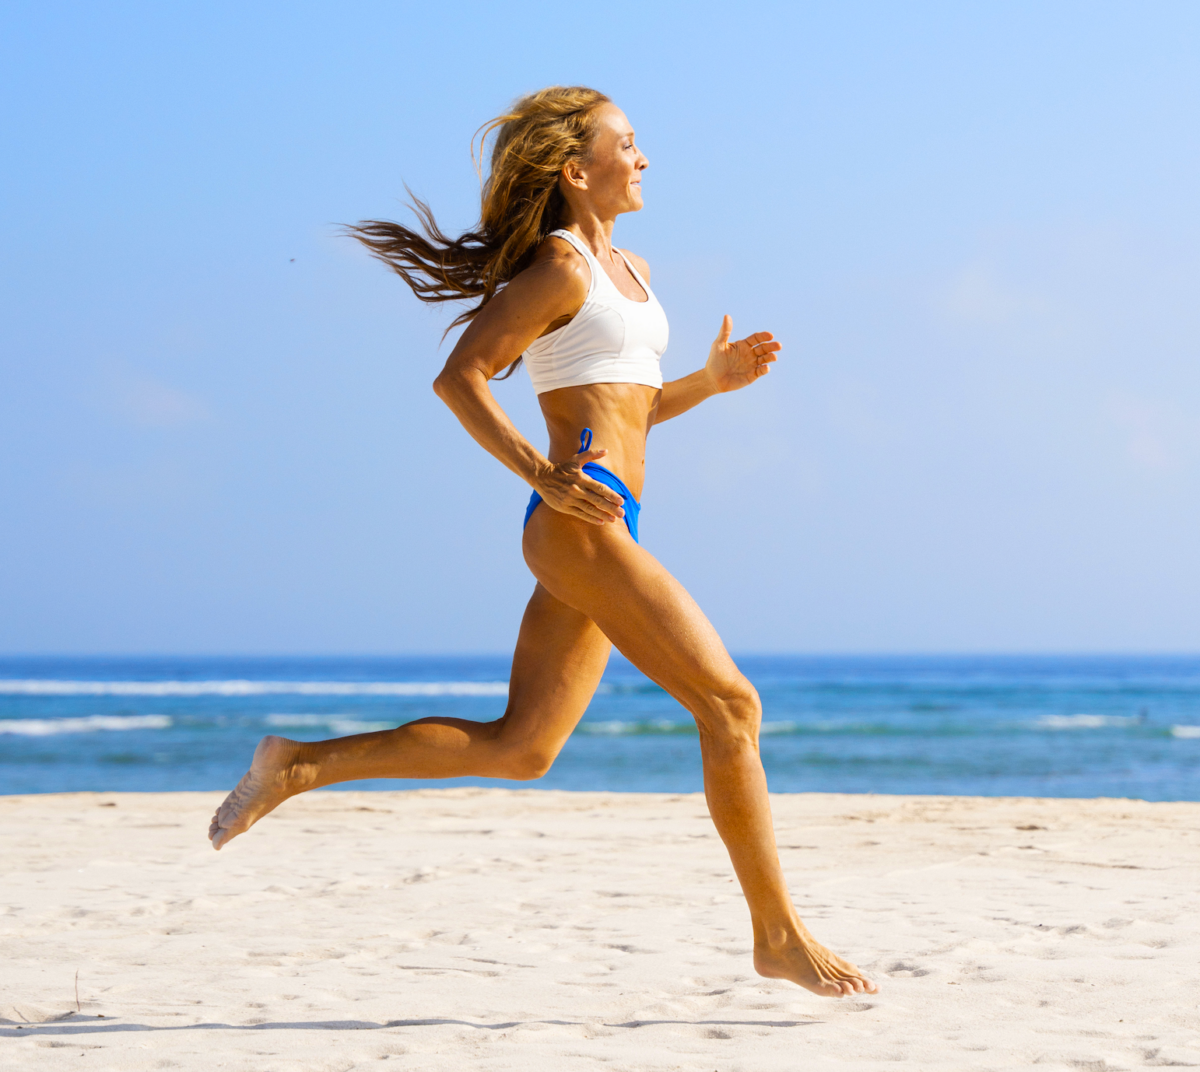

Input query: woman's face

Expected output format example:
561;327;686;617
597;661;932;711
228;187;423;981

564;103;649;217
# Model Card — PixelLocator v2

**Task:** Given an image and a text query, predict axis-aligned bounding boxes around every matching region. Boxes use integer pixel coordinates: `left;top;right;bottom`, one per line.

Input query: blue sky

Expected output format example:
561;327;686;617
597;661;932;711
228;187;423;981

2;1;1198;654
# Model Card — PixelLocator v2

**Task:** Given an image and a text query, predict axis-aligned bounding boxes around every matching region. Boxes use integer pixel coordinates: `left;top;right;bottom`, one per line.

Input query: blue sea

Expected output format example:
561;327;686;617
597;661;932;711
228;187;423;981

1;656;1199;800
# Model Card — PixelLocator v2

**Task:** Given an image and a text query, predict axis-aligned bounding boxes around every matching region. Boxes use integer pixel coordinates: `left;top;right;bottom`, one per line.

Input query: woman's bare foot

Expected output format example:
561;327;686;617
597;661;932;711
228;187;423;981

208;736;307;850
754;927;879;998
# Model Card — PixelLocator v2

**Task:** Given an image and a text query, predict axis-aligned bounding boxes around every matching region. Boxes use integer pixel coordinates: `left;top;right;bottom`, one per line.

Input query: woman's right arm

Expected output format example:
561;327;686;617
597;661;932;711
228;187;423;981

431;254;626;526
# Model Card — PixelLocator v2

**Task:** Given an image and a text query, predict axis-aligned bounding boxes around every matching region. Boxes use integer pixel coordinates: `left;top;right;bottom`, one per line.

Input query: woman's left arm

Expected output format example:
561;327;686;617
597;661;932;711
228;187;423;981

654;314;782;424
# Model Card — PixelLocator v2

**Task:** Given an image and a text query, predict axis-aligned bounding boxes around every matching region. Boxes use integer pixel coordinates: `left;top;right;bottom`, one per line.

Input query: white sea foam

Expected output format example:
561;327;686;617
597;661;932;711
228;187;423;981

580;720;641;735
1171;725;1200;739
578;719;800;736
576;719;697;735
0;680;509;697
0;714;173;737
265;714;397;734
1036;714;1138;730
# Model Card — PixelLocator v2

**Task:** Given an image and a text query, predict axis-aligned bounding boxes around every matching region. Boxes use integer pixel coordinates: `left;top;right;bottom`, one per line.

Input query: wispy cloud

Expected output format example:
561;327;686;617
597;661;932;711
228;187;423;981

936;262;1031;326
1106;393;1192;473
116;376;211;428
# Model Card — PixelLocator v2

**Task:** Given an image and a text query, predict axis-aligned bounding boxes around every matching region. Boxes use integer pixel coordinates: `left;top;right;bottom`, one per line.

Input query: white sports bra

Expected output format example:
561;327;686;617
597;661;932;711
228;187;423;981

522;228;669;395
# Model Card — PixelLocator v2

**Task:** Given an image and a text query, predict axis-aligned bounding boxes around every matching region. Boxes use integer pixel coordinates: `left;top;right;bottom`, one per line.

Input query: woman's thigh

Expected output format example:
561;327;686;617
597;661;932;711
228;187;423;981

500;582;613;759
523;510;749;716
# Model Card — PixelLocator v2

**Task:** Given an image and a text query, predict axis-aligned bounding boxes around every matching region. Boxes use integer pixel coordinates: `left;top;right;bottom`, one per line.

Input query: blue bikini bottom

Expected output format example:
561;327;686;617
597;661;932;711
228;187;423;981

522;428;640;543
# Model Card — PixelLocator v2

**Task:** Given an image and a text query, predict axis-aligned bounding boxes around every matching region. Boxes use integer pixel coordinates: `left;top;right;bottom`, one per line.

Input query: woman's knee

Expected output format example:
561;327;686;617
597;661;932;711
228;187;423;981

486;727;560;781
693;675;761;745
496;748;557;781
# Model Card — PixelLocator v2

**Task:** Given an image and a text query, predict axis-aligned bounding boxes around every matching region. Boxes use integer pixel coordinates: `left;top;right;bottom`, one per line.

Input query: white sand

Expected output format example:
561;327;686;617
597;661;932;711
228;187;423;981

3;789;1199;1071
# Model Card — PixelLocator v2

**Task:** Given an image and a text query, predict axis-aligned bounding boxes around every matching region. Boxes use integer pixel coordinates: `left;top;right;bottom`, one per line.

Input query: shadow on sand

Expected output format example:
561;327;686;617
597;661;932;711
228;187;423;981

2;1014;822;1036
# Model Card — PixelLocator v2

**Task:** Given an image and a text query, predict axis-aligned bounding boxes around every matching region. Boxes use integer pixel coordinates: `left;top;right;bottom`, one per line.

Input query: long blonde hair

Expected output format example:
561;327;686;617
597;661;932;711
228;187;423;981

348;86;611;343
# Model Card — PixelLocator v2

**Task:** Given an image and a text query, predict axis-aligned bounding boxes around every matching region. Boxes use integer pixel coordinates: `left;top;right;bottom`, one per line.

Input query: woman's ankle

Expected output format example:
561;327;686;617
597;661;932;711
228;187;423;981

257;735;319;795
753;915;810;953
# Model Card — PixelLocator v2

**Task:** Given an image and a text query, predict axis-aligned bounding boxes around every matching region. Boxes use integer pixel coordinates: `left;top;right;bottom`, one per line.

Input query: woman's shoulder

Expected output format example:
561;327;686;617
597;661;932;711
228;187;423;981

518;234;591;289
617;247;651;282
501;235;590;313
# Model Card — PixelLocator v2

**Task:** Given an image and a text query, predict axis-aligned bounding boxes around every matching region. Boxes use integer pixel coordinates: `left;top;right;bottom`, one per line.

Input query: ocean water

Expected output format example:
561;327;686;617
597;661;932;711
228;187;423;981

1;656;1198;800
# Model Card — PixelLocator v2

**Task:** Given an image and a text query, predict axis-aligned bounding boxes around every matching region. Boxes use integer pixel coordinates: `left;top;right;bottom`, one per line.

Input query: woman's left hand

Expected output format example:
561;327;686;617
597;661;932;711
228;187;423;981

705;315;782;393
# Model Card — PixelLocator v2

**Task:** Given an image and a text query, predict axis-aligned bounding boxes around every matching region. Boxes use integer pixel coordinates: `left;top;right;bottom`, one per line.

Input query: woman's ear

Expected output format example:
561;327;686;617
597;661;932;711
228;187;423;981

561;160;588;192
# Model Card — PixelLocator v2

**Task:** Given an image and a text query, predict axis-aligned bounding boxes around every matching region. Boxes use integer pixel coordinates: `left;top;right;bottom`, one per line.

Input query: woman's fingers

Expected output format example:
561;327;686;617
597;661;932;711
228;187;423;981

584;478;624;507
569;497;617;525
746;333;781;353
543;483;621;523
743;331;780;350
567;462;623;510
745;332;781;382
558;480;623;523
579;485;623;520
541;454;625;524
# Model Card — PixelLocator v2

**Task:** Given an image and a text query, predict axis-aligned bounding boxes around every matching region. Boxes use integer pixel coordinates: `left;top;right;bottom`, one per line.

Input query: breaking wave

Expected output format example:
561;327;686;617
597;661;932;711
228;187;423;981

265;714;398;734
0;714;173;737
0;680;509;698
1035;714;1141;730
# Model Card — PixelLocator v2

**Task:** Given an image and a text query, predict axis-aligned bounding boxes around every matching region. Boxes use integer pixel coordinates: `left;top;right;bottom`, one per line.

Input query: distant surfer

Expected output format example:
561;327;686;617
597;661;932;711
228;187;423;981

209;87;876;998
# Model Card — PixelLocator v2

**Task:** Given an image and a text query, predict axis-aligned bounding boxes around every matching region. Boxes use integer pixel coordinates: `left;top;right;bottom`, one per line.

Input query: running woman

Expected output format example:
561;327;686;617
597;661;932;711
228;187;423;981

209;86;877;998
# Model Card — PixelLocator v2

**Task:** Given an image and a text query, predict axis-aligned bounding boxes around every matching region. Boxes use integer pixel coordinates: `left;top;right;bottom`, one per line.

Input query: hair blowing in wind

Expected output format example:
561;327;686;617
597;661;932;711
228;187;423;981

347;86;611;338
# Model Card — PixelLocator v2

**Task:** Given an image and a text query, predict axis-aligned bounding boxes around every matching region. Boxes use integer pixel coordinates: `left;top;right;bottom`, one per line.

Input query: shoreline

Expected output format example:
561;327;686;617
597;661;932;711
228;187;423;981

5;789;1199;1070
5;785;1200;799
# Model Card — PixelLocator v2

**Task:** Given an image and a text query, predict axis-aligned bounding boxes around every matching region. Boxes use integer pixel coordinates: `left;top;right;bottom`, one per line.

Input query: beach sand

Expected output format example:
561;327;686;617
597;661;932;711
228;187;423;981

2;789;1198;1071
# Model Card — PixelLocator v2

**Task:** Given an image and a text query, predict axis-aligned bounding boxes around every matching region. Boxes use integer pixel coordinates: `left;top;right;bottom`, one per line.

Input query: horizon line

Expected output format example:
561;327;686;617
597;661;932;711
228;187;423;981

1;651;1199;661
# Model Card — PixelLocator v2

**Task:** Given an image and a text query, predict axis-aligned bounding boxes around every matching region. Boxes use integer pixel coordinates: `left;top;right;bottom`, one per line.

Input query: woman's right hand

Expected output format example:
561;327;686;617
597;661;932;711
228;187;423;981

534;445;625;526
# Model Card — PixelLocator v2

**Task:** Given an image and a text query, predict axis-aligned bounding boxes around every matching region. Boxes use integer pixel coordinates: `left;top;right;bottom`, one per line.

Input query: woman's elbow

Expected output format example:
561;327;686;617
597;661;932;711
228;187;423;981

433;362;486;406
432;369;458;402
